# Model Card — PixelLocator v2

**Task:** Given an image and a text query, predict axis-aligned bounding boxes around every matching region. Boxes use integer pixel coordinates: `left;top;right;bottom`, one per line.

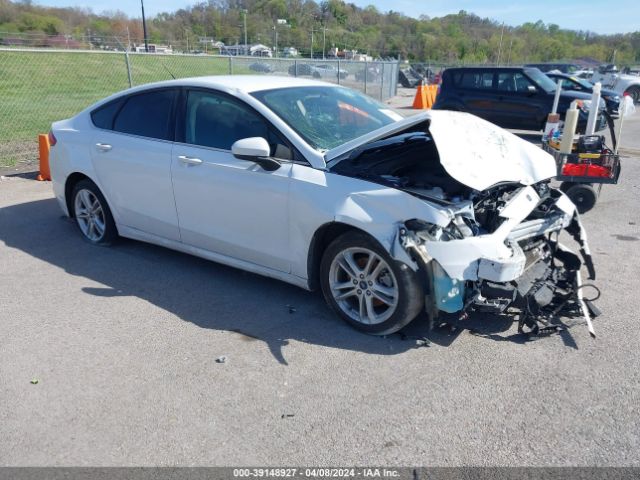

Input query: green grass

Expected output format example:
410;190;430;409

0;50;242;167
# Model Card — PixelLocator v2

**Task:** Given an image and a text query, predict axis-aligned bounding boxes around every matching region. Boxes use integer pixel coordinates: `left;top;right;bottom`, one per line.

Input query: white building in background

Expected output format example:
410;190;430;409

222;44;273;57
249;44;273;57
198;37;225;53
134;44;173;54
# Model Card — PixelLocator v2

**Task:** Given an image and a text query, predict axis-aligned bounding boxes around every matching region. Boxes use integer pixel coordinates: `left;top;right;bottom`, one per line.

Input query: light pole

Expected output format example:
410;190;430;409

310;28;314;59
272;25;277;58
242;9;248;55
273;19;287;58
140;0;148;53
322;27;327;60
496;22;505;66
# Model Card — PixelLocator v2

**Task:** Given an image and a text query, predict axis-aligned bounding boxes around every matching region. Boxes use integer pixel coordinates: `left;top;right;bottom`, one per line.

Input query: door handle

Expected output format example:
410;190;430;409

178;155;203;166
95;143;112;152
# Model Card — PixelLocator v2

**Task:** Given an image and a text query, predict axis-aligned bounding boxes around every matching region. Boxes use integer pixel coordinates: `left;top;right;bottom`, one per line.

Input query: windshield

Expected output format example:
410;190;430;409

252;86;402;150
571;76;594;89
526;69;558;93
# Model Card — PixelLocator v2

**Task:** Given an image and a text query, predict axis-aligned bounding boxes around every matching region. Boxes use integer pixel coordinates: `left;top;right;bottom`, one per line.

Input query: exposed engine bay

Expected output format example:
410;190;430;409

331;126;600;336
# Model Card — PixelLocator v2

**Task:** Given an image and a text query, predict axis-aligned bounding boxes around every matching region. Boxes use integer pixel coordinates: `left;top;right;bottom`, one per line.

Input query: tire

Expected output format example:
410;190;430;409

320;231;424;335
71;179;117;245
564;183;598;214
624;86;640;104
559;181;573;193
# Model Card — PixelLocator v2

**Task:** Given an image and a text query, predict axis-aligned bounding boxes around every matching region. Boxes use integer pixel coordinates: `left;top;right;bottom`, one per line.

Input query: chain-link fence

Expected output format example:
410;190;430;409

0;47;399;169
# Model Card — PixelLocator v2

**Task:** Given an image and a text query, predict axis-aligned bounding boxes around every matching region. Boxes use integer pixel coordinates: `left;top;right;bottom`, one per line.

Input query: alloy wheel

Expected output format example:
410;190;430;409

74;188;106;242
328;247;399;325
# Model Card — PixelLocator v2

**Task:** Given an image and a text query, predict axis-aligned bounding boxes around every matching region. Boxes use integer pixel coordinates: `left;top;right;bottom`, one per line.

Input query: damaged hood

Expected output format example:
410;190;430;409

326;110;557;192
426;111;557;191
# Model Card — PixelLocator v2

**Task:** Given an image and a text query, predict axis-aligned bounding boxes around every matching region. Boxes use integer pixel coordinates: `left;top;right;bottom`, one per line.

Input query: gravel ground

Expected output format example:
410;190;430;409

1;100;639;467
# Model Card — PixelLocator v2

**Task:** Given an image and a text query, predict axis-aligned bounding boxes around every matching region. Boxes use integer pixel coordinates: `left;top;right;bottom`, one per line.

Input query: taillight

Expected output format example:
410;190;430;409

48;130;57;146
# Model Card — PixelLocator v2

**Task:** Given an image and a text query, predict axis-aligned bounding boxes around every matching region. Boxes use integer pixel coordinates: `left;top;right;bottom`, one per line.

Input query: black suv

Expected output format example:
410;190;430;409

433;67;607;132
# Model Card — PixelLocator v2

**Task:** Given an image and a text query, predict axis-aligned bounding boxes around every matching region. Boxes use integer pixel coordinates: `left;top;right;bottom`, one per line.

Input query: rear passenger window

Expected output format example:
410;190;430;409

112;89;176;140
457;72;493;89
91;98;124;130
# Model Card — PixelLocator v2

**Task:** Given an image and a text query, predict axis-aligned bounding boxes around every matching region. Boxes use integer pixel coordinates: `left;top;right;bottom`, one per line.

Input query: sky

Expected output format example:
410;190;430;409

34;0;640;35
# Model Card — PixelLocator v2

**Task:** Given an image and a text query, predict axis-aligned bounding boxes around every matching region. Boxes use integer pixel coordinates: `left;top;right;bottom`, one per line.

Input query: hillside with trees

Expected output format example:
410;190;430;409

1;0;639;64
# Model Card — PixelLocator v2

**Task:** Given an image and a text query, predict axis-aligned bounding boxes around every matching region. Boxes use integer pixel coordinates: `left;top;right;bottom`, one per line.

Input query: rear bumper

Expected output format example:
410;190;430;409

49;148;70;217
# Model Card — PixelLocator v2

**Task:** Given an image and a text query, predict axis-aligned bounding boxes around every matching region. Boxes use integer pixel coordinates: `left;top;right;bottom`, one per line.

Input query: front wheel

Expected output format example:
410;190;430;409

320;231;424;335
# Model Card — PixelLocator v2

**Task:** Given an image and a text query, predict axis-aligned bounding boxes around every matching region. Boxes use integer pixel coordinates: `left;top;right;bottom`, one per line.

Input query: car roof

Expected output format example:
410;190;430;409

118;75;331;94
444;66;538;72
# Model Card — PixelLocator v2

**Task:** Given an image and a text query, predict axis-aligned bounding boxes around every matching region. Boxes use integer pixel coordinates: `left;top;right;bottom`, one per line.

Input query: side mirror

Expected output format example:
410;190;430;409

231;137;281;171
527;85;538;95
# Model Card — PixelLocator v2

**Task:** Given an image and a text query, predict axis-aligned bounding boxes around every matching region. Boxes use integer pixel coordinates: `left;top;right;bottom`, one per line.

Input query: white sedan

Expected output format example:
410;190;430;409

50;76;597;336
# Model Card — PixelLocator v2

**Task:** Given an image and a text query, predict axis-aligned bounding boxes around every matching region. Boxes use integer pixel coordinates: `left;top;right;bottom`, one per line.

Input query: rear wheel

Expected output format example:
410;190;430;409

624;86;640;104
320;231;424;335
564;183;598;214
71;179;117;245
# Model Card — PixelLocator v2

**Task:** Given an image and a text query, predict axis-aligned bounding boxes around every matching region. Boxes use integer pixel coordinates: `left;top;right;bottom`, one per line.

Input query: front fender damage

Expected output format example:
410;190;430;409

395;187;600;337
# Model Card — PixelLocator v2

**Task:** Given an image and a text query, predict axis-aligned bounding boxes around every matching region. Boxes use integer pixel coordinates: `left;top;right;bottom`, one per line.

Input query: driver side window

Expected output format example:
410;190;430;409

184;90;292;160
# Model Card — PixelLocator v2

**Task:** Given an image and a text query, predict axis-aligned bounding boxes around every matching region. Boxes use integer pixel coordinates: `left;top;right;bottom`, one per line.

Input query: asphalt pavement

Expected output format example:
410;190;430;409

1;109;639;467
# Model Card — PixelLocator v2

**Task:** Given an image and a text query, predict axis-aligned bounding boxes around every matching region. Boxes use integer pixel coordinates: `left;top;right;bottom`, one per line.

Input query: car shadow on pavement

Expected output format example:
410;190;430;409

1;198;580;363
0;198;438;364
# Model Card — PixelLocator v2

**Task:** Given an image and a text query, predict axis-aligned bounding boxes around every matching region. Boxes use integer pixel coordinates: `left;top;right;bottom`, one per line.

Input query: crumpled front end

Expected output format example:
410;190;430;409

397;182;599;336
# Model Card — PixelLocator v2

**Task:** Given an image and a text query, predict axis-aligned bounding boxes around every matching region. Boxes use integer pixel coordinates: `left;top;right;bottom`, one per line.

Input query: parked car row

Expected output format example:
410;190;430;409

545;72;620;116
432;67;608;133
287;63;348;80
589;64;640;104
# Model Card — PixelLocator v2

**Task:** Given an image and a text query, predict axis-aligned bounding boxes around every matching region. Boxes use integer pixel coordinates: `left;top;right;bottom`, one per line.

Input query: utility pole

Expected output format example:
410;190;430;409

242;9;248;55
273;25;278;58
310;28;316;59
322;27;327;60
274;19;286;58
140;0;148;53
496;22;505;66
